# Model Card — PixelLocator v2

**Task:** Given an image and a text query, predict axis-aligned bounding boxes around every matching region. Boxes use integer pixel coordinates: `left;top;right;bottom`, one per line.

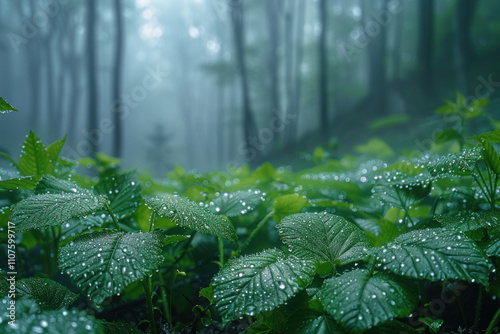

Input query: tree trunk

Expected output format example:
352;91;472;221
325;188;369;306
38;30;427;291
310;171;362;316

318;0;329;138
112;0;124;158
230;0;258;163
86;0;99;156
266;0;281;143
286;0;306;146
454;0;478;93
418;0;434;96
365;0;388;116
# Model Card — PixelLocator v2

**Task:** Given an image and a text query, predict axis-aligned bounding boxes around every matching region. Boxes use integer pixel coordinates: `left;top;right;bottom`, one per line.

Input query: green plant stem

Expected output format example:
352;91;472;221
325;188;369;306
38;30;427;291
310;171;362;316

237;210;274;256
168;270;179;331
218;237;225;267
143;277;157;334
104;202;120;230
158;275;171;330
486;305;500;334
474;286;483;327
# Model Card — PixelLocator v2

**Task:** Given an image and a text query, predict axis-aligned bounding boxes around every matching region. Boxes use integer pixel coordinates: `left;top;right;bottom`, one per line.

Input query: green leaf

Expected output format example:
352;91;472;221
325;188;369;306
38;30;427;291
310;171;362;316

286;309;343;334
11;192;108;231
471;130;500;143
366;219;402;247
0;97;17;113
46;136;67;164
146;194;238;244
436;212;500;232
0;270;7;298
273;195;308;223
0;308;104;334
163;235;189;245
94;171;142;219
427;148;482;177
212;248;314;323
16;277;78;310
207;190;265;216
372;170;431;209
58;230;164;305
277;213;370;265
35;175;89;195
369;114;410;130
356;138;394;159
0;175;41;190
17;130;52;176
480;141;500;175
242;322;275;334
372;228;492;286
434;129;461;144
320;269;417;332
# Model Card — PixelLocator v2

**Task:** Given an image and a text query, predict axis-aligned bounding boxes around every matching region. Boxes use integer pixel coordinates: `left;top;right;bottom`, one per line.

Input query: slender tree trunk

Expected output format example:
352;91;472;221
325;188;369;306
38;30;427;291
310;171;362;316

392;3;403;82
266;0;281;143
418;0;434;96
287;0;306;146
112;0;124;157
231;0;258;163
86;0;99;156
318;0;328;138
284;0;293;145
454;0;478;93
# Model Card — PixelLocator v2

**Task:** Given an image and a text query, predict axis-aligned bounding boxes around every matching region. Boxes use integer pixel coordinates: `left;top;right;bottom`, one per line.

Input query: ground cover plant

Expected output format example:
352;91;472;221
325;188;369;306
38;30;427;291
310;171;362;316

2;95;500;333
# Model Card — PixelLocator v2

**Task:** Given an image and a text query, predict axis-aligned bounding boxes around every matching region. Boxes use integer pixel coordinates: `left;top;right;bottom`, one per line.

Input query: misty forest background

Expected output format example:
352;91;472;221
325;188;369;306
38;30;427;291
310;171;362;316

1;0;500;176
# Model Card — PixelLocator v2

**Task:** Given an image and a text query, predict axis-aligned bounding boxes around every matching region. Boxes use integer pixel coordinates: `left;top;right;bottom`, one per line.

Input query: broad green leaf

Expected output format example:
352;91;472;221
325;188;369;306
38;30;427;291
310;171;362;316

436;212;500;232
366;219;402;247
207;190;265;216
35;175;89;195
273;194;308;223
17;130;51;176
365;320;419;334
434;129;461;144
372;170;431;209
479;140;500;175
0;175;41;190
58;230;164;305
242;322;274;334
94;172;142;219
212;248;314;323
277;213;371;265
11;193;108;231
163;234;189;245
471;130;500;143
146;194;238;244
286;309;343;334
372;228;492;286
0;307;104;334
427;148;482;176
46;136;67;164
320;269;417;332
0;97;17;113
16;277;77;310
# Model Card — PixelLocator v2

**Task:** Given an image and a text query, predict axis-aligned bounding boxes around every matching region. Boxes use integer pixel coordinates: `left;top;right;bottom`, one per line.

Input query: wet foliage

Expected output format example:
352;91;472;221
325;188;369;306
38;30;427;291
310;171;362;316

2;95;500;333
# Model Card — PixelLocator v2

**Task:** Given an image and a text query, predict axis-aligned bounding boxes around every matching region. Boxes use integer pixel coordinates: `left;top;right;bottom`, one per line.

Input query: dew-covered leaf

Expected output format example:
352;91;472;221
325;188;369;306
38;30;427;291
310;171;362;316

286;309;343;334
436;212;500;232
320;269;417;332
0;306;104;334
11;193;108;231
277;213;371;265
372;228;492;286
58;230;164;305
470;130;500;143
35;175;90;195
94;171;142;219
207;190;265;216
17;130;52;176
46;136;67;165
372;170;431;209
0;97;17;113
16;277;78;310
479;140;500;175
146;194;238;244
0;175;41;190
212;248;314;323
427;148;482;177
273;194;308;223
